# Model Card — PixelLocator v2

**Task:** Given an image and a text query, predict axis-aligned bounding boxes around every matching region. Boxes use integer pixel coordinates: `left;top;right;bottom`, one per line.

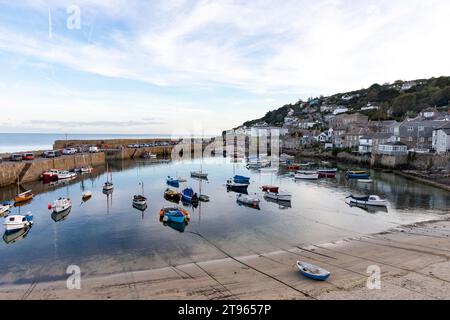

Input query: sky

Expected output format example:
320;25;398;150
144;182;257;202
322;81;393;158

1;0;450;135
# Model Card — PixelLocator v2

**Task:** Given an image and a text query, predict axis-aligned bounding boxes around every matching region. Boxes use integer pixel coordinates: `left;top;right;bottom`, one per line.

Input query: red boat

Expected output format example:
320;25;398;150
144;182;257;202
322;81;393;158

318;172;336;178
261;185;279;193
41;169;60;183
286;165;300;171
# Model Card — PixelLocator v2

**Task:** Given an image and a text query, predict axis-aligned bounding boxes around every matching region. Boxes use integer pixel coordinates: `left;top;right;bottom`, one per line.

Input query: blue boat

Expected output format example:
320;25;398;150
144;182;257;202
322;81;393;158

297;261;330;281
346;170;370;179
163;209;186;223
181;187;198;203
166;176;180;187
233;175;250;184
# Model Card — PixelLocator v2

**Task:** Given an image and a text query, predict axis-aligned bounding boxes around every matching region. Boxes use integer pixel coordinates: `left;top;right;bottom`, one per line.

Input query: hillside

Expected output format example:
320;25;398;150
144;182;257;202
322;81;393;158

241;76;450;128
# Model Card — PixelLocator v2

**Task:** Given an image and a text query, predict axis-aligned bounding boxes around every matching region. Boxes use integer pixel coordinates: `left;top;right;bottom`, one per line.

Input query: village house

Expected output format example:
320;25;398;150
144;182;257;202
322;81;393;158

399;119;448;152
343;126;370;150
432;123;450;154
372;132;396;154
378;141;408;156
358;134;373;154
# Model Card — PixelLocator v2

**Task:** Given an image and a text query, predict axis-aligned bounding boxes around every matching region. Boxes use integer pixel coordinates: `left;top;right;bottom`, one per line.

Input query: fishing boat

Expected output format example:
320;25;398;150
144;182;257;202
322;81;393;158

264;191;292;202
191;171;208;179
357;179;373;183
82;191;92;201
15;190;33;204
346;170;370;179
261;185;279;193
181;187;198;203
48;197;72;213
41;169;60;182
346;195;388;207
226;180;249;192
132;182;147;206
294;172;319;180
0;201;13;216
159;206;190;222
57;170;77;180
164;188;181;203
166;176;180;187
233;175;250;184
3;213;33;232
236;194;260;208
297;261;331;281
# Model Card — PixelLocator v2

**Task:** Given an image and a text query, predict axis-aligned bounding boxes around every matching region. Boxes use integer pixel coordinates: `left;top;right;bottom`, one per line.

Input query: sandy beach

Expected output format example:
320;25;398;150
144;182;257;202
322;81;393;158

1;218;449;300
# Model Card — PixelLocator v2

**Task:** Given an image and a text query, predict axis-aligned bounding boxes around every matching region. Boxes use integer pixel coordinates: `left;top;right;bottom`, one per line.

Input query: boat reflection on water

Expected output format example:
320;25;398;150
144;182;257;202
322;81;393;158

133;203;148;212
14;199;32;207
159;216;188;233
348;203;389;214
264;196;292;209
51;207;72;222
3;226;32;244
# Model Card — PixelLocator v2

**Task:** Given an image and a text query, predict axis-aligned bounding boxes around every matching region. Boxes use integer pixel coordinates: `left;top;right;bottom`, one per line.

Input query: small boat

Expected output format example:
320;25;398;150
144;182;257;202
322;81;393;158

264;191;292;202
166;176;180;187
177;177;187;183
264;196;292;208
57;170;77;180
198;194;210;202
236;194;260;208
0;201;13;216
317;168;338;178
297;261;330;281
295;172;319;180
233;175;250;184
82;191;92;200
3;213;33;231
164;188;181;202
80;167;93;173
346;170;370;179
346;194;388;207
132;182;147;206
317;168;338;173
226;180;249;192
159;206;190;222
246;160;270;169
261;185;279;193
285;164;300;171
280;153;295;160
103;181;114;191
41;169;60;182
132;195;147;206
48;197;72;213
191;171;208;179
15;190;34;203
357;179;373;183
299;162;314;167
181;187;198;203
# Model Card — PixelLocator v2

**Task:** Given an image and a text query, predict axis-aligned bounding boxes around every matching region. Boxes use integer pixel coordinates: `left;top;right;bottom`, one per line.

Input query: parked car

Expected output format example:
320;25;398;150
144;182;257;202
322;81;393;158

127;144;139;148
22;153;34;160
10;154;23;162
88;146;99;153
54;150;62;157
62;148;77;155
43;150;56;158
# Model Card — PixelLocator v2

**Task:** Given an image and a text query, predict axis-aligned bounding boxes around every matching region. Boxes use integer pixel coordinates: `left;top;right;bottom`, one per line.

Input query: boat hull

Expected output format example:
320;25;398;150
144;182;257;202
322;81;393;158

264;193;292;201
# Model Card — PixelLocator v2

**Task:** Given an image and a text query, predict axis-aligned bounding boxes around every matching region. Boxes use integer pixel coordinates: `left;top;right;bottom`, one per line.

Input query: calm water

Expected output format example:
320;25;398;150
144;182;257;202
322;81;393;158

0;133;172;153
0;158;449;285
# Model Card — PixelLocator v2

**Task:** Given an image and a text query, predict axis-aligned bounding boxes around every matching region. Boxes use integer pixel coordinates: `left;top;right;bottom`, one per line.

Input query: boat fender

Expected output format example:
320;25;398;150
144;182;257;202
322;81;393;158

48;203;52;210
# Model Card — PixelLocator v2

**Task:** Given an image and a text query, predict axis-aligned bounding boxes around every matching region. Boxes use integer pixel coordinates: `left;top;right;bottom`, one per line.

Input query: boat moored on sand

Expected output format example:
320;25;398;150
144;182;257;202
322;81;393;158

346;194;388;207
297;261;330;281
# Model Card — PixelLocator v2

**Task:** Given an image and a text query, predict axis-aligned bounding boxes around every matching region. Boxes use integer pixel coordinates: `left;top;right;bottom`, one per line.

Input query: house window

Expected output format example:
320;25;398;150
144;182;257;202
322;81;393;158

418;126;425;131
408;127;414;132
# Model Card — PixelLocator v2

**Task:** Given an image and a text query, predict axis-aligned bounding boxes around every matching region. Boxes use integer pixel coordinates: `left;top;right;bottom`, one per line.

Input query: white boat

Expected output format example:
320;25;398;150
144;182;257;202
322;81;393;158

226;180;249;190
190;171;208;179
132;182;147;206
82;191;92;200
246;160;270;169
103;181;114;191
3;213;33;231
236;194;260;206
57;170;77;180
347;195;388;207
280;153;295;160
0;202;13;216
80;167;93;173
50;197;72;213
264;191;292;202
357;179;373;183
295;172;319;180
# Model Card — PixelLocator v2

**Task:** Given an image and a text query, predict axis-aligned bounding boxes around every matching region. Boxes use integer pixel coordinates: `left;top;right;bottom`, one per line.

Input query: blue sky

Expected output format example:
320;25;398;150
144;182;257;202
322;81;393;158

1;0;450;135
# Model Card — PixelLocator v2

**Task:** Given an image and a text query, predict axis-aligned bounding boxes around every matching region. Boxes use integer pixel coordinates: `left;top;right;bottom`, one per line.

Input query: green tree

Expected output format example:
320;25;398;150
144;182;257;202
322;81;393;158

392;93;416;117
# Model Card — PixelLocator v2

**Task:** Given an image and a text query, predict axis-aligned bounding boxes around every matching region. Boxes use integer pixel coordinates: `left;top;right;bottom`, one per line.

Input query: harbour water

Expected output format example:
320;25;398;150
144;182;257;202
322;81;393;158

0;133;171;154
0;157;449;285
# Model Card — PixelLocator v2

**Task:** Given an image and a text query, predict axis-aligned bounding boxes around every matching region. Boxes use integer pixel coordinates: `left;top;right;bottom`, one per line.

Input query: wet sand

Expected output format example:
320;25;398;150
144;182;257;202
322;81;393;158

1;218;449;300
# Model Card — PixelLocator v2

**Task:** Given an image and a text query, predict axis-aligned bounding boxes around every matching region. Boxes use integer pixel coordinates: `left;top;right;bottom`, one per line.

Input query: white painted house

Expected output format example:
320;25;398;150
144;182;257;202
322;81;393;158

432;123;450;154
